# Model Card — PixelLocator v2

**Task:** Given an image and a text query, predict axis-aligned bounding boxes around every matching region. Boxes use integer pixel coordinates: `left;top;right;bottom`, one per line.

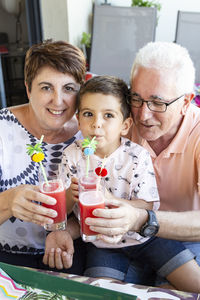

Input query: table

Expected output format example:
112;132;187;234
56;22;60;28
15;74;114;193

38;269;200;299
0;262;199;300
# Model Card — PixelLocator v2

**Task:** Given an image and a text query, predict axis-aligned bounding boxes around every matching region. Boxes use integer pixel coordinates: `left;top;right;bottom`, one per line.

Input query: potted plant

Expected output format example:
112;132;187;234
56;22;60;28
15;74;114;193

131;0;161;11
80;32;91;67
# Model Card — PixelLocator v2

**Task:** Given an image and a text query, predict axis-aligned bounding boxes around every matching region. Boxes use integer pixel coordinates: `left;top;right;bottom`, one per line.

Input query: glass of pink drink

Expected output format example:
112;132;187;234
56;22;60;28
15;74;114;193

79;174;97;192
77;165;104;241
39;164;67;231
77;158;99;193
77;158;105;241
79;190;105;242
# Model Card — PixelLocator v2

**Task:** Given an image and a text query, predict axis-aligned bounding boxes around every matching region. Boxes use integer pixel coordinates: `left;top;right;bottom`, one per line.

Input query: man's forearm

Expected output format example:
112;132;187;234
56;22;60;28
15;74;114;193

135;209;200;241
155;210;200;241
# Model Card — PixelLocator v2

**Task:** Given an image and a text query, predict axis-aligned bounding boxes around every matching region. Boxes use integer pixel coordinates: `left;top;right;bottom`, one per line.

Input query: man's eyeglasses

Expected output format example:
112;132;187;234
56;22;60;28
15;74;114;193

129;93;185;113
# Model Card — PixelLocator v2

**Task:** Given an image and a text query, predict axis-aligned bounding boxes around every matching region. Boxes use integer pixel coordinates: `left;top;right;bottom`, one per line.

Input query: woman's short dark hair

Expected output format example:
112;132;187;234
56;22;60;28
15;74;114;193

24;40;86;92
76;75;131;120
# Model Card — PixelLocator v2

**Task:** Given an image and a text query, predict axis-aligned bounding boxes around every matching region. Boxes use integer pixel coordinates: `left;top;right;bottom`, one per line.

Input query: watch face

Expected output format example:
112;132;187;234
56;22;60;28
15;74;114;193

144;225;159;237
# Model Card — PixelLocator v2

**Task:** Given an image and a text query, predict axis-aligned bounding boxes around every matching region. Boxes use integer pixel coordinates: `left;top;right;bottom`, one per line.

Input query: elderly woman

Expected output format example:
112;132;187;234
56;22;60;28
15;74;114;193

0;40;86;273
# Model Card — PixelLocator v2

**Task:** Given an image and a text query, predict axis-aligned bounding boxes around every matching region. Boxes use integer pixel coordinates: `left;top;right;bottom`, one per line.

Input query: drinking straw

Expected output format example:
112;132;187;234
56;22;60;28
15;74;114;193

38;137;49;185
96;156;107;192
26;135;49;186
86;155;90;178
82;137;98;177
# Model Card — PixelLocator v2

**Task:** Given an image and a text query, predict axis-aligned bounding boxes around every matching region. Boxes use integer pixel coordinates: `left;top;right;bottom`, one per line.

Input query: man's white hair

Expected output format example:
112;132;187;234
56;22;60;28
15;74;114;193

131;42;195;94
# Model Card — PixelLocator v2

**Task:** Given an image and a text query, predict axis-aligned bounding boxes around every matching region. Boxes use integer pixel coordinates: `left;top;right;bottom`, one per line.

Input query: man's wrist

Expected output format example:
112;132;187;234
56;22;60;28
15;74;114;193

134;208;149;232
138;210;160;237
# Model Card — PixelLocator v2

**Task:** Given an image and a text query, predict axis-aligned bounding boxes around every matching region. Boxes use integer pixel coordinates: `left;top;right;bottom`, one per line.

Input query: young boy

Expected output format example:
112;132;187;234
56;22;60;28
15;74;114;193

62;76;200;292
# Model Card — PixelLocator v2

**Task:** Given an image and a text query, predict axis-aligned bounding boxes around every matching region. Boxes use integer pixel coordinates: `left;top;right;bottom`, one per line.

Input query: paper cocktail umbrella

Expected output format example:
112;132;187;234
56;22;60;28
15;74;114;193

82;137;98;177
26;135;49;185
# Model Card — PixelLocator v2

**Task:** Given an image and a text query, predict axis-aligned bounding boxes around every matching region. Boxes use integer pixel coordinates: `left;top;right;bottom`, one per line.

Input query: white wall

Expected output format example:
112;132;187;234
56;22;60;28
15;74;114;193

67;0;93;46
156;0;200;42
40;0;93;47
40;0;69;41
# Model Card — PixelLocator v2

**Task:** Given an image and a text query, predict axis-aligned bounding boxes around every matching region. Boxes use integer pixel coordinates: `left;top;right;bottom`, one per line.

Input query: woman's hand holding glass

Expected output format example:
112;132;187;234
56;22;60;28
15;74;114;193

5;184;58;226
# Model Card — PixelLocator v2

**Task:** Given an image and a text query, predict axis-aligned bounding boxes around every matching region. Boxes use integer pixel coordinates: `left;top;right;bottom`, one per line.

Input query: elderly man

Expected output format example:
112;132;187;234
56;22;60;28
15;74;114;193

127;42;200;259
84;42;200;285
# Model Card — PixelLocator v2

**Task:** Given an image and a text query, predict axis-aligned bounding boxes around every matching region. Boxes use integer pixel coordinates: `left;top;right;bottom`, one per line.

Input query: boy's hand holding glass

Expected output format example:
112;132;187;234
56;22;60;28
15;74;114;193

65;177;79;214
70;177;79;201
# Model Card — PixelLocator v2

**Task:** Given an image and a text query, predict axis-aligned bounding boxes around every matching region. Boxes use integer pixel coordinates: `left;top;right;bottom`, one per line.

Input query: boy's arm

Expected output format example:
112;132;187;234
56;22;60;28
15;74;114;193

125;197;153;210
61;146;79;214
105;188;154;210
66;177;79;214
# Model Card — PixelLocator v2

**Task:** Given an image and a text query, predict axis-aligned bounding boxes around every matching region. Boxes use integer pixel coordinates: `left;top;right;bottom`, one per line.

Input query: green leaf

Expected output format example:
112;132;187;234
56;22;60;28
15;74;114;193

80;32;91;48
37;147;43;152
27;149;34;156
26;144;33;148
26;140;44;159
131;0;161;11
82;137;98;152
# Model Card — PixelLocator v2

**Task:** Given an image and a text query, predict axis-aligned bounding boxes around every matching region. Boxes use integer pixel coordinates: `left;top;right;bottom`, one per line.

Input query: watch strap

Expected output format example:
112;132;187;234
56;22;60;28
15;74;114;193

139;210;159;237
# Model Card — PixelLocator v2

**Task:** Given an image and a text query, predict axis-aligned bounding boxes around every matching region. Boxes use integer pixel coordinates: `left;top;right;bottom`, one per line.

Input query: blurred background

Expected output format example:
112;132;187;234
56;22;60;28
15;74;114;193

0;0;200;108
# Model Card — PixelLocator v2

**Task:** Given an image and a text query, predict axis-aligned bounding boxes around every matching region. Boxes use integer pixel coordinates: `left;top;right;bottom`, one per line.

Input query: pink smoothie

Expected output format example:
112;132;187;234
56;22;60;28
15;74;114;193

80;174;97;191
79;190;105;236
41;180;66;223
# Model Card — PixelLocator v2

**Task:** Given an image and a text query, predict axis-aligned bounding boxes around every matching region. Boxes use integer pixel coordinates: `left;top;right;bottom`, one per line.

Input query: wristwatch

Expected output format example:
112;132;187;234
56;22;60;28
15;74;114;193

139;210;159;237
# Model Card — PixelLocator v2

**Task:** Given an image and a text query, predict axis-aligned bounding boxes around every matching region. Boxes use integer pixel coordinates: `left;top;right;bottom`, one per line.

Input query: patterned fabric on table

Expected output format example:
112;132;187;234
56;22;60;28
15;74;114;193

21;269;199;300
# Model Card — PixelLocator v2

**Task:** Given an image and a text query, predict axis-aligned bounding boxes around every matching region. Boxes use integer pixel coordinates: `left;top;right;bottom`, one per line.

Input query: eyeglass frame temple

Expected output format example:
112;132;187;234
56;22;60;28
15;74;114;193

129;94;185;112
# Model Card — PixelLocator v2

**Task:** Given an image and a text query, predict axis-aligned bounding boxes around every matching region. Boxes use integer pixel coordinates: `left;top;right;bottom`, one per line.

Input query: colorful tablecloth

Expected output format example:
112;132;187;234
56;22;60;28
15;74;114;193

32;269;199;300
1;263;199;300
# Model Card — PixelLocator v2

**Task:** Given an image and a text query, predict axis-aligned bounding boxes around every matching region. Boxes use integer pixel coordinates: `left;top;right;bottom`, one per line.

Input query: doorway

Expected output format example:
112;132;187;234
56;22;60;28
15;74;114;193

0;0;43;108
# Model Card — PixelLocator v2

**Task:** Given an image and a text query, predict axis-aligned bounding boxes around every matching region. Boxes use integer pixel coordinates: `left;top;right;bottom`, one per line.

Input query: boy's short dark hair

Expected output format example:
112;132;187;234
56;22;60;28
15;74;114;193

76;75;131;120
24;40;86;92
